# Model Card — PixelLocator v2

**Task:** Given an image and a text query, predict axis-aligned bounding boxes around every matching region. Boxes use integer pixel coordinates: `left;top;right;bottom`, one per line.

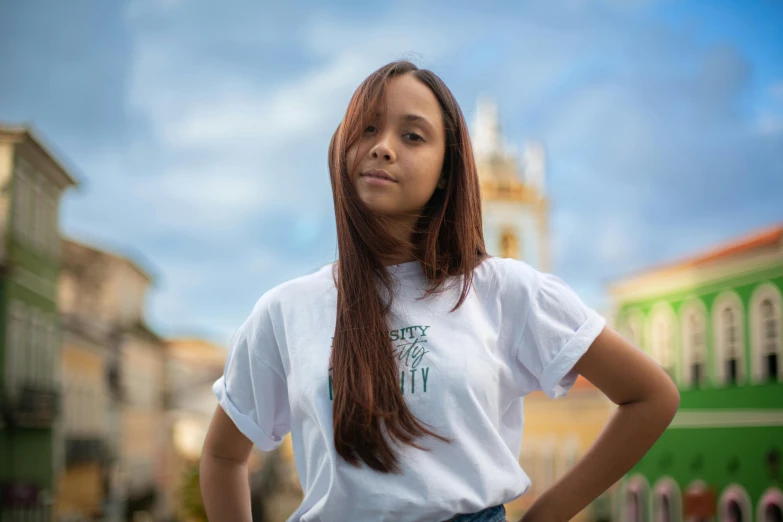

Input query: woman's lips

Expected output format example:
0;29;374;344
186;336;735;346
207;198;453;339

360;169;397;185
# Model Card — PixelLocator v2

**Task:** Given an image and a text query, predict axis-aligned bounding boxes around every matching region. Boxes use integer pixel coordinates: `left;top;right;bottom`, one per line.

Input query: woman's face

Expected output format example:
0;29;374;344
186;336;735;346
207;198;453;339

347;73;446;222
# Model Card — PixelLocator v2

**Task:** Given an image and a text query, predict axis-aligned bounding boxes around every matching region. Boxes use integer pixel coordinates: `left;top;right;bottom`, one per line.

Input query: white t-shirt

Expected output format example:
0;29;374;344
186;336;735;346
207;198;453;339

213;256;606;522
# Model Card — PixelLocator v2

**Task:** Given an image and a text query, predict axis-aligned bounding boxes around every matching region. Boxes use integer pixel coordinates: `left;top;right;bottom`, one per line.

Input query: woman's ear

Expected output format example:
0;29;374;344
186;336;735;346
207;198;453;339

437;176;446;190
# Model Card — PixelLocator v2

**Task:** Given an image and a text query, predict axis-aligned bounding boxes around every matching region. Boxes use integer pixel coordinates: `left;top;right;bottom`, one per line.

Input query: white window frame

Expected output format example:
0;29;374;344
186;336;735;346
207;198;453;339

622;308;645;351
5;301;25;398
13;162;31;240
718;484;752;522
649;303;678;383
45;315;57;389
713;291;746;386
52;316;62;386
47;190;60;260
757;487;783;522
653;476;682;522
29;309;42;387
23;308;37;388
680;298;709;388
31;176;44;251
750;282;783;384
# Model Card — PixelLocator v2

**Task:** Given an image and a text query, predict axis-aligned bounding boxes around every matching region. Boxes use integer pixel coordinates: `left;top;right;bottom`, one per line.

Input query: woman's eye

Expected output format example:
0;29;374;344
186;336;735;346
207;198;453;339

364;125;378;135
405;133;424;142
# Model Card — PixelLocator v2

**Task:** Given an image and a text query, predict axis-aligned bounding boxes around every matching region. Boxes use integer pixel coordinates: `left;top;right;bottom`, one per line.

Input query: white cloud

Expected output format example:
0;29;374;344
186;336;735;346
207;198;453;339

66;1;773;342
115;9;466;337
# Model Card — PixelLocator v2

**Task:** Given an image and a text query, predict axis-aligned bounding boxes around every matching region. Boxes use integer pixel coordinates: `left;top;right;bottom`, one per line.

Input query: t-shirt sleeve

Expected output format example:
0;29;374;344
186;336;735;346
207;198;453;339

212;291;291;451
513;264;607;399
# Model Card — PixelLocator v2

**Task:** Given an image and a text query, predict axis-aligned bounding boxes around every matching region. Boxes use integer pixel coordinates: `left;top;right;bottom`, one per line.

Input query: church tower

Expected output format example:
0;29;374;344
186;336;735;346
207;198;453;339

472;97;550;271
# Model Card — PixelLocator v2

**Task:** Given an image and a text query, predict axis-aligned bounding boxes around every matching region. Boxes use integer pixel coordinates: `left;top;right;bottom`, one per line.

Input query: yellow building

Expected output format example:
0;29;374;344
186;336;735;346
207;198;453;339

504;377;616;521
163;338;227;522
58;238;168;522
56;331;110;520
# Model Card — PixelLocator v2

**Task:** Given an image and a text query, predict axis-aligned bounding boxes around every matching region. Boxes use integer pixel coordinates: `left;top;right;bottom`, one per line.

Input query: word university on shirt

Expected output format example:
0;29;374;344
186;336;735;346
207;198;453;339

328;324;432;399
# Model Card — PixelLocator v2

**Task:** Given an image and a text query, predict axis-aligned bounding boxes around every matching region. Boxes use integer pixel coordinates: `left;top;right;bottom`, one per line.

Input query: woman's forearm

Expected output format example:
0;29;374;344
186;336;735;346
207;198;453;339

200;454;253;522
520;391;679;522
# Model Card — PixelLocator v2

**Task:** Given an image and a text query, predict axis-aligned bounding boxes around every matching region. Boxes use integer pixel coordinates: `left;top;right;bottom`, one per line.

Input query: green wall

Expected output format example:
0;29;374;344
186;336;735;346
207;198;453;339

679;383;782;409
631;426;783;507
0;429;53;488
615;270;783;391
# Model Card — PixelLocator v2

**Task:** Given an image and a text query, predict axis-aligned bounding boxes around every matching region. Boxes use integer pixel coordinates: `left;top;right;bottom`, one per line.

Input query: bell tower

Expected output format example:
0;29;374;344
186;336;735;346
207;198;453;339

472;97;550;271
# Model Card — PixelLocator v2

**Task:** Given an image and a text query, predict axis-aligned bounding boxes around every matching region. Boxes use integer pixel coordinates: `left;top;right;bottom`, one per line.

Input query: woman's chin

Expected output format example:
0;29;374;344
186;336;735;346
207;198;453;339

358;197;400;217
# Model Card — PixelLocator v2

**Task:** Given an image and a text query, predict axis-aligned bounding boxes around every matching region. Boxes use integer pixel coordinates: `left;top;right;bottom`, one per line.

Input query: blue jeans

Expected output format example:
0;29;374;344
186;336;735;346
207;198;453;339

444;504;507;522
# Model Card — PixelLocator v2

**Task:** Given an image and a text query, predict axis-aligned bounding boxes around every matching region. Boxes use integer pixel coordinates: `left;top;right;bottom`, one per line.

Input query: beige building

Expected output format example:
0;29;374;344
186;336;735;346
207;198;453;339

163;338;225;521
58;238;169;521
504;377;616;522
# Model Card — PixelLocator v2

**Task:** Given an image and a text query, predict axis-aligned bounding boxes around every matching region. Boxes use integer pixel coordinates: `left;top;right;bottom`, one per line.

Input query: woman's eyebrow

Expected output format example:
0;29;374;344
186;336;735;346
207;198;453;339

399;113;434;132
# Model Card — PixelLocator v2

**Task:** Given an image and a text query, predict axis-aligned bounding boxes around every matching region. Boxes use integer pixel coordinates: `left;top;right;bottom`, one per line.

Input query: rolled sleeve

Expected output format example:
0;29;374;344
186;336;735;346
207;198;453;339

213;292;291;451
517;271;607;398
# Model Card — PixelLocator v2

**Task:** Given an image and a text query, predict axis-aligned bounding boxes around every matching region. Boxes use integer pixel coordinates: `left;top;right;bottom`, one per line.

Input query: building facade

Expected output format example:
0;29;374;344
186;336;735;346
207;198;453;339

506;376;617;522
472;97;550;271
0;126;77;521
163;338;226;522
58;238;167;522
610;224;783;522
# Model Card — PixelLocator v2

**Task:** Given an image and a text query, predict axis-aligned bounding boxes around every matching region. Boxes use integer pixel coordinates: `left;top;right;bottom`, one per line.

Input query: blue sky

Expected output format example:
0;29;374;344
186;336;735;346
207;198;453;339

1;0;782;345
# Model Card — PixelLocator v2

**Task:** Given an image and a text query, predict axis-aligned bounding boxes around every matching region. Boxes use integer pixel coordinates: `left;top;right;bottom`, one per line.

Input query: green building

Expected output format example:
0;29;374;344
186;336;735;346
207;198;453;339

0;125;78;520
609;224;783;522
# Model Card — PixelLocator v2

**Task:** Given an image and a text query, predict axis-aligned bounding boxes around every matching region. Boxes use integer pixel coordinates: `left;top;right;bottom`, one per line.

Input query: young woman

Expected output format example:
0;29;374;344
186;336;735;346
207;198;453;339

200;60;680;522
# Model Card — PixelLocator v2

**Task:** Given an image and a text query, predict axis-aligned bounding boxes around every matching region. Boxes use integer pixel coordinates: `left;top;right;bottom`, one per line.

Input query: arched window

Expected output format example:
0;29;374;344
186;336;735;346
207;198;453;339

765;504;783;522
724;307;741;385
653;477;682;522
762;299;779;379
713;292;746;386
625;475;651;522
750;283;782;384
719;484;752;522
757;487;783;522
500;228;519;259
681;301;708;388
629;490;643;522
620;309;644;351
650;305;677;381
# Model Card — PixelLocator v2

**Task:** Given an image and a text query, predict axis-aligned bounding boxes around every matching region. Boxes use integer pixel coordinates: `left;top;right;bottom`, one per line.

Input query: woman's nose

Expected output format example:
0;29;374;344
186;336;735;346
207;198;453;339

370;136;394;161
372;149;392;161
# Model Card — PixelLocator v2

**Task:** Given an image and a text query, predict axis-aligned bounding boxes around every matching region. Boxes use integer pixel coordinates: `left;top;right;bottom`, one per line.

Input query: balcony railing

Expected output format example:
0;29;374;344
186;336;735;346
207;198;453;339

2;384;60;428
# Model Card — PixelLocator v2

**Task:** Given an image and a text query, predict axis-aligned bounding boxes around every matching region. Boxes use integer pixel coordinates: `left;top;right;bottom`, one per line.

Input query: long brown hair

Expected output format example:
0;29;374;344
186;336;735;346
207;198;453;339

328;60;487;473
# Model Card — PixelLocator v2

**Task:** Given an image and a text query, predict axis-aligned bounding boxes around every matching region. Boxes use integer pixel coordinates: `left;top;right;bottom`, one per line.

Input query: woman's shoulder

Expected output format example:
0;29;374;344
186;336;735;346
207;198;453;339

474;255;540;286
